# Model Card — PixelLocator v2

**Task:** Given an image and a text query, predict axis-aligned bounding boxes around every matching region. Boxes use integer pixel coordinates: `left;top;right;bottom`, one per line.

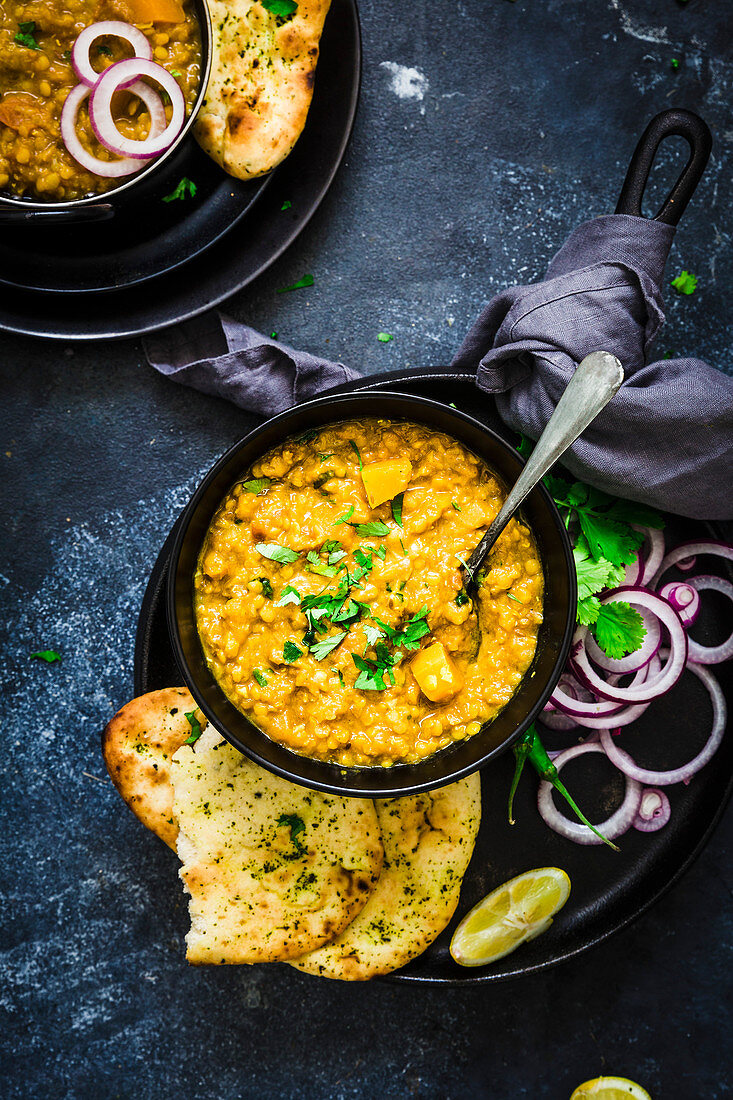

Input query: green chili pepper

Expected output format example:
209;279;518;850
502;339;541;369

507;724;619;850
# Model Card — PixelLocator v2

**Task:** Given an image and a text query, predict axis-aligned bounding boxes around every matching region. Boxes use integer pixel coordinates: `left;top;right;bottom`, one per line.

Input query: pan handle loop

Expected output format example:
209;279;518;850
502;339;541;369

615;108;712;226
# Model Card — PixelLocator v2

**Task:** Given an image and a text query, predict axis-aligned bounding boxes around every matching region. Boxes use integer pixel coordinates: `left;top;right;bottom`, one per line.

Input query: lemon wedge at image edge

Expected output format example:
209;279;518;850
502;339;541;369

450;866;571;967
570;1077;652;1100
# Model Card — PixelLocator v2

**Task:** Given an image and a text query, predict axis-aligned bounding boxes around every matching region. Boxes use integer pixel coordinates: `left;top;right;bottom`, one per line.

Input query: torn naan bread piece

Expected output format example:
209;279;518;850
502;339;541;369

172;728;383;964
194;0;332;180
102;687;203;851
289;773;482;980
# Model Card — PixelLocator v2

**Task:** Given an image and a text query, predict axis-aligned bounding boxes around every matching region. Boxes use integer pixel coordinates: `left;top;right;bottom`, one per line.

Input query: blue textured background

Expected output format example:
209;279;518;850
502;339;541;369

1;1;731;1097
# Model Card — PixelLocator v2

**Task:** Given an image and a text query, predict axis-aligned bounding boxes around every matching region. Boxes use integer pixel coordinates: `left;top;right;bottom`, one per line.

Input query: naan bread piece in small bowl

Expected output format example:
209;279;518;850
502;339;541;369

172;727;383;964
289;773;482;980
195;0;333;180
102;687;199;851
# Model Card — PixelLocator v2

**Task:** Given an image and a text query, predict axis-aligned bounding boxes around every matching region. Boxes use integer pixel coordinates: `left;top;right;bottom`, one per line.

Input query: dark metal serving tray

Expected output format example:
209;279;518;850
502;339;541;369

134;367;733;984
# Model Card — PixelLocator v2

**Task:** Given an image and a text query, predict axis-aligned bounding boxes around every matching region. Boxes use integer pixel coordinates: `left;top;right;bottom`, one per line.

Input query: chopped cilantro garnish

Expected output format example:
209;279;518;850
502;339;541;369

363;623;385;647
259;577;274;599
590;602;646;660
183;711;204;745
276;584;302;606
671;269;698;295
30;649;61;663
96;44;112;56
243;477;271;493
318;452;334;462
455;591;469;607
277;273;313;293
171;69;182;77
333;504;355;526
377;332;393;343
352;652;394;691
252;668;268;688
351;520;390;537
15;21;40;49
256;542;299;563
391;492;404;527
452;501;461;512
350;440;363;469
277;812;306;852
310;631;347;660
281;199;292;210
670;57;680;70
305;549;342;578
262;0;298;15
162;177;197;203
270;331;278;339
283;641;303;662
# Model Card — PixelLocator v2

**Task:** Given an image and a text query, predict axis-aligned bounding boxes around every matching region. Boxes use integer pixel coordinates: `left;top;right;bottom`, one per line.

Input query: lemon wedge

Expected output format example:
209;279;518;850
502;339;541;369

450;866;571;966
570;1077;652;1100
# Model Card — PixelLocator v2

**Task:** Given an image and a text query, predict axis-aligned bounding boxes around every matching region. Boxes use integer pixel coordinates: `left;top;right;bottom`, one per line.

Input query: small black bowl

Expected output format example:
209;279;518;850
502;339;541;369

167;391;577;797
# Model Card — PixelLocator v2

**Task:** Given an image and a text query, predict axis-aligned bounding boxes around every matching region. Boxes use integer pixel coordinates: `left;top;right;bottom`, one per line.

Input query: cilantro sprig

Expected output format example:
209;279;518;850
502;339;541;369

15;21;40;49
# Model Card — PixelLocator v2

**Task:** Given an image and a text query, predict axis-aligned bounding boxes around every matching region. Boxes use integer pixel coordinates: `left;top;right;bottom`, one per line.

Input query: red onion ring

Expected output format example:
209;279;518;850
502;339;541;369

652;540;733;589
571;589;687;704
550;658;655;719
659;581;700;628
537;742;642;845
89;59;185;159
72;21;152;88
634;525;666;586
685;575;733;664
60;83;160;177
599;659;725;786
633;788;671;832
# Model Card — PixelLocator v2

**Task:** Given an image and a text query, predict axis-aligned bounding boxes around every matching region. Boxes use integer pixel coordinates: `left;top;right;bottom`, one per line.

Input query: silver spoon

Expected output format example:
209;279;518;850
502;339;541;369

461;350;625;594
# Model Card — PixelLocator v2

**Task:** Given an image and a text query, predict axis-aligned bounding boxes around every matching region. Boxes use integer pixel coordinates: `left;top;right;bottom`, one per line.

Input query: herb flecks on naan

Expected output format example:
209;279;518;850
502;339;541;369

172;729;383;964
290;774;482;980
194;0;332;180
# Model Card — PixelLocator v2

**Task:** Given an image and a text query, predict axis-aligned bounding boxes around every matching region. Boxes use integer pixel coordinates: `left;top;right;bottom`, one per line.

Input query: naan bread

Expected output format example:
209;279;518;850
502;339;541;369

290;774;482;980
172;728;383;964
102;687;201;851
194;0;332;180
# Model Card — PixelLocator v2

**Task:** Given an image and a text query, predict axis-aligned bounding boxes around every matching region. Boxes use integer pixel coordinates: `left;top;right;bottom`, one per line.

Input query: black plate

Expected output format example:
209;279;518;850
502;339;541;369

134;368;733;984
0;0;360;332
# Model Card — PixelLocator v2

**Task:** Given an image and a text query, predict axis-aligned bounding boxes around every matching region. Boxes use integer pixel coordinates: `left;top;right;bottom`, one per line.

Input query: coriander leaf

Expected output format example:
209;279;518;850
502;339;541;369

375;544;387;560
455;591;469;607
256;542;299;564
333;504;355;526
605;498;665;530
573;545;614;601
162;177;197;203
30;649;61;662
305;550;341;578
277;273;313;293
183;711;204;745
242;477;271;494
283;641;303;662
350;440;363;469
296;429;319;443
391;492;404;527
277;812;306;852
352;653;386;691
351;521;390;537
363;623;385;647
451;501;461;512
515;433;534;460
577;511;642;567
310;631;347;660
281;199;292;210
276;584;301;606
591;602;646;659
270;331;278;339
170;69;182;77
15;21;39;48
377;332;393;342
576;594;601;626
670;57;680;70
252;668;268;687
259;577;274;599
262;0;298;15
671;269;698;295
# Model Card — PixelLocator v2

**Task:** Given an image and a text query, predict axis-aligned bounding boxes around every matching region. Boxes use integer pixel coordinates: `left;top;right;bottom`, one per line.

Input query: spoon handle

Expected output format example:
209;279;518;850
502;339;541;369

465;350;624;578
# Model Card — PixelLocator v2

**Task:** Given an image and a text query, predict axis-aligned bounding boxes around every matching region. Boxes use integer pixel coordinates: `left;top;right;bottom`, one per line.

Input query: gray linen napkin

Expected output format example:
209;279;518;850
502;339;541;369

143;213;732;519
451;214;733;520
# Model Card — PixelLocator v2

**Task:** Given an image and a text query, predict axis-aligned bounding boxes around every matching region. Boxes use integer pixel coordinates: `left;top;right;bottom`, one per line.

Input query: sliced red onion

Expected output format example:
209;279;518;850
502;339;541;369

537;742;642;845
634;525;666;586
539;709;579;731
599;659;725;786
585;606;661;674
72;21;152;88
571;589;687;704
659;581;700;627
60;84;153;177
89;59;185;159
633;788;671;832
652;540;733;588
685;575;733;664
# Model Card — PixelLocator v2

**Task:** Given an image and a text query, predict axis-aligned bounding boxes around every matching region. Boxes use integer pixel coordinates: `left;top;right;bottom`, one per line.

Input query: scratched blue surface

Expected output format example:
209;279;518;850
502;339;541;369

1;1;731;1097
